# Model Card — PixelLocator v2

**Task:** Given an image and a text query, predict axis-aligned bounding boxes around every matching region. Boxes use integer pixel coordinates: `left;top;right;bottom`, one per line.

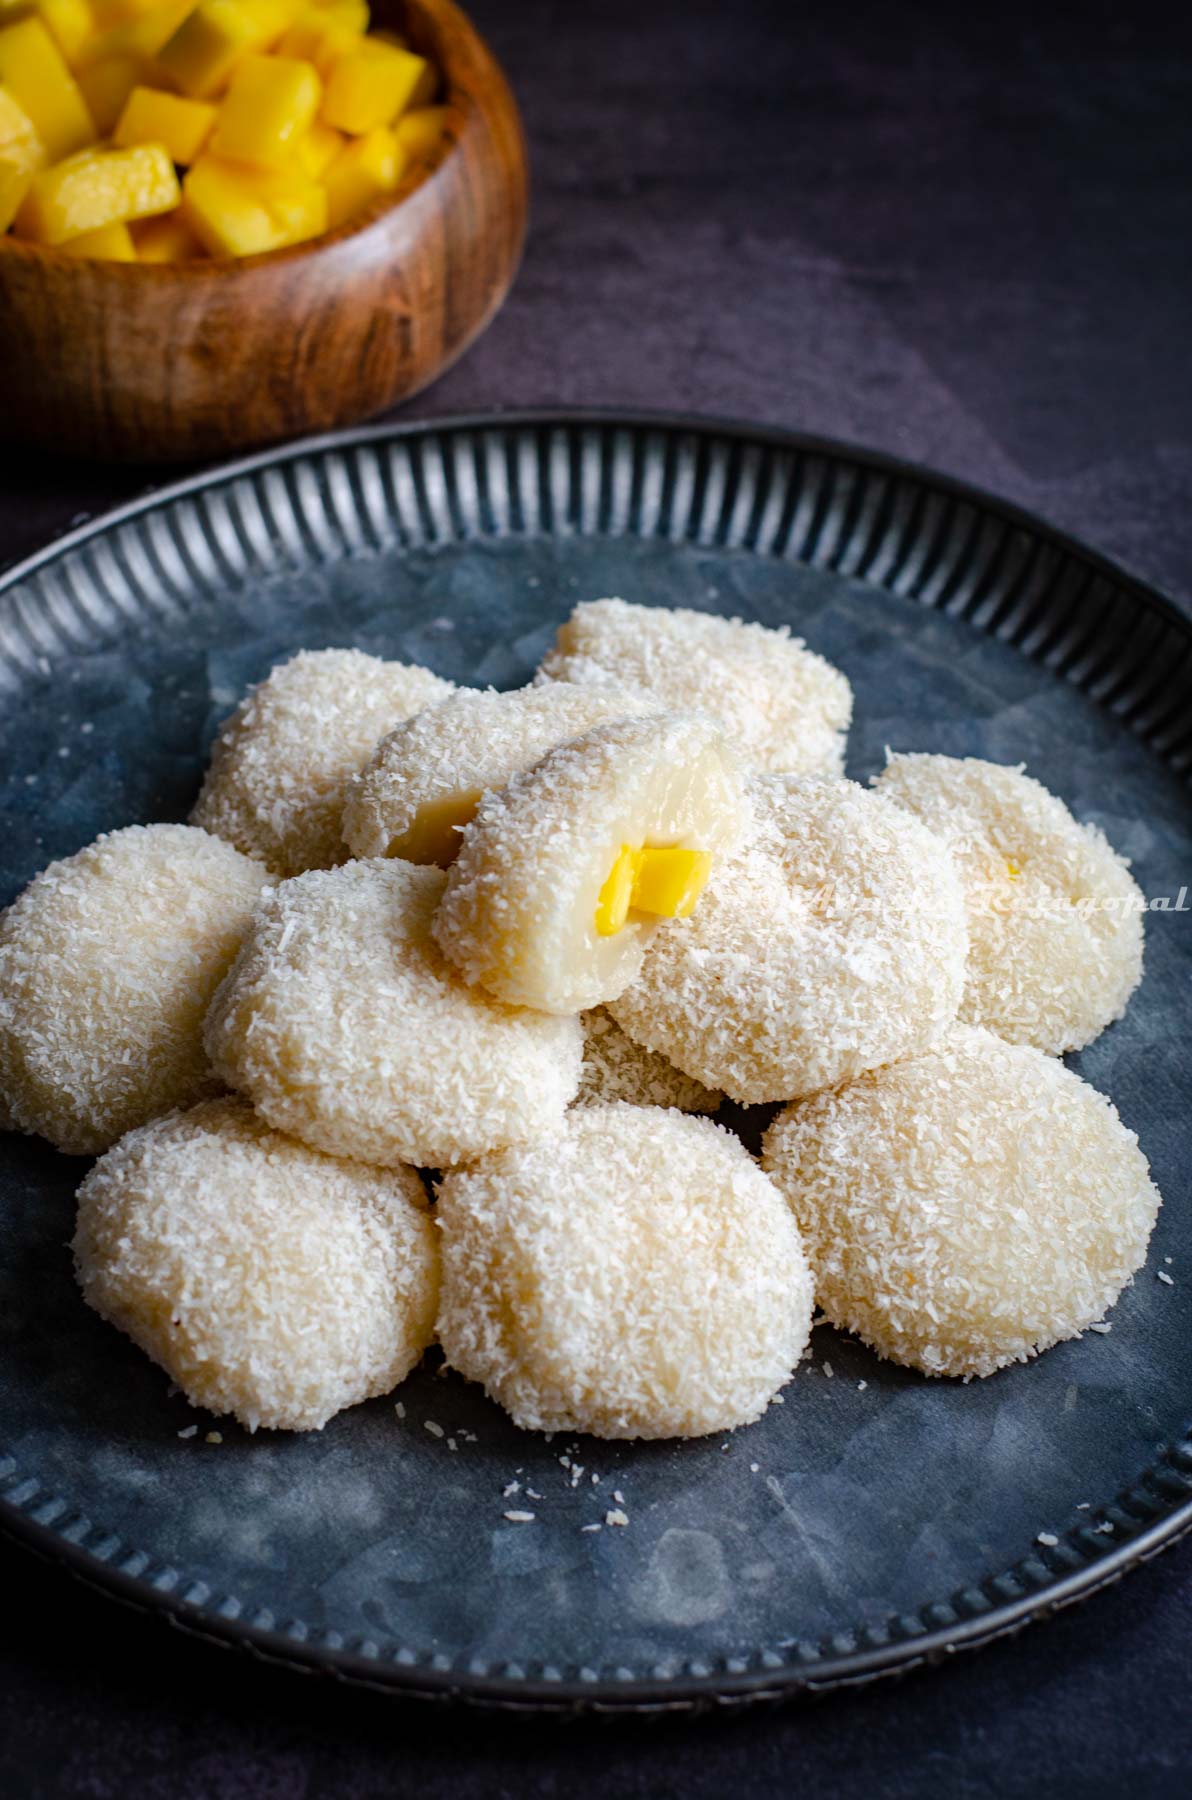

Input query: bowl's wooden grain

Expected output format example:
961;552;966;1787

0;0;527;462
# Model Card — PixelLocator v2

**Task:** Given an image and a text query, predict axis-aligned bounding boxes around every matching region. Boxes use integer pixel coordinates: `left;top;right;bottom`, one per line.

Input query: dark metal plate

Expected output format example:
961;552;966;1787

1;412;1190;1711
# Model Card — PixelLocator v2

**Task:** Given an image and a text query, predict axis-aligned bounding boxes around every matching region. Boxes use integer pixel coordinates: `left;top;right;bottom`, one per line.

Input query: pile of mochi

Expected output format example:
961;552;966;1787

0;598;1162;1439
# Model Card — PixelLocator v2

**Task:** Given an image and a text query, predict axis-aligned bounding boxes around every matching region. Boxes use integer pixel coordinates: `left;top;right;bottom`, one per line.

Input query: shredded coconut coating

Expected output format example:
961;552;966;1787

434;714;749;1014
205;859;583;1168
436;1103;814;1438
873;753;1144;1053
762;1026;1161;1378
74;1098;438;1431
537;597;852;776
610;775;968;1104
576;1010;721;1113
191;649;455;877
0;824;270;1156
342;682;656;863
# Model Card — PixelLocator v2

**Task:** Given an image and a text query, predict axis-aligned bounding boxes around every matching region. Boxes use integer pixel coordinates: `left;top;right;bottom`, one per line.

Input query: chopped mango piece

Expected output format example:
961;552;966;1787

14;138;177;239
279;14;352;75
156;0;295;98
0;147;36;226
60;214;135;254
75;51;136;126
78;0;190;67
132;204;201;255
181;150;325;254
0;16;95;158
114;83;214;160
320;36;431;134
0;76;43;147
394;102;443;160
36;0;96;65
293;110;338;174
98;0;177;19
630;846;712;920
595;845;641;938
394;789;484;866
277;0;362;67
209;51;317;165
321;117;397;226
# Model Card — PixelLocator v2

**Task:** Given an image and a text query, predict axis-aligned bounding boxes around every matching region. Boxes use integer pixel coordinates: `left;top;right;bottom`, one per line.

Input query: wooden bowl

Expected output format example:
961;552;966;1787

0;0;528;462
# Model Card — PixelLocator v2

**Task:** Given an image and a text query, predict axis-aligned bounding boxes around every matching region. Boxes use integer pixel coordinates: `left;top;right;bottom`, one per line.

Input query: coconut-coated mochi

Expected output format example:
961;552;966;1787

436;1103;814;1439
192;647;455;876
74;1097;438;1431
537;597;852;776
205;858;583;1168
762;1026;1161;1378
873;752;1144;1053
0;823;270;1155
611;774;968;1103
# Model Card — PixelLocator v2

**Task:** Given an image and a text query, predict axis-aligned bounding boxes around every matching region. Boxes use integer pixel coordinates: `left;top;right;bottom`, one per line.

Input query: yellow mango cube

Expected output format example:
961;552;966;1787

630;846;712;919
181;150;325;254
156;0;295;99
0;82;44;223
321;118;398;227
595;845;641;938
60;215;136;255
277;0;362;58
209;51;318;165
74;51;137;127
0;76;43;146
132;203;201;255
0;16;95;158
79;0;190;67
293;110;338;174
394;102;443;160
320;37;431;134
114;83;215;160
90;0;171;22
15;138;178;240
36;0;96;65
0;148;36;227
278;13;354;76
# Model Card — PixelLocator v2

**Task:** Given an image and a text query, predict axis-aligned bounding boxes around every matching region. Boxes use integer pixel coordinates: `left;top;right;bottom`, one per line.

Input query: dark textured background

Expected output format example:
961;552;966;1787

3;0;1191;1793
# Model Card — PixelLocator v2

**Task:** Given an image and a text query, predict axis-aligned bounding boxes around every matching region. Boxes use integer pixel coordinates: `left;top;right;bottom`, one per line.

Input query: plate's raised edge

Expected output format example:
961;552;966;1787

1;407;1189;645
2;408;1192;1711
4;1478;1192;1714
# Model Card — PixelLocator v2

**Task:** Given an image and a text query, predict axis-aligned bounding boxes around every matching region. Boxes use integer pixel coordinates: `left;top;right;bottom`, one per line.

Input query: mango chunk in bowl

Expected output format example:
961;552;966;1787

0;0;527;457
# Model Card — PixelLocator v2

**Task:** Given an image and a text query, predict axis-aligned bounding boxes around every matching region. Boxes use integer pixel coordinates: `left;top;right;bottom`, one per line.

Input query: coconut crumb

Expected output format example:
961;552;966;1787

605;1508;629;1527
424;1420;444;1438
504;1511;535;1524
205;1431;223;1445
1158;1270;1174;1286
1037;1532;1059;1547
177;1425;198;1439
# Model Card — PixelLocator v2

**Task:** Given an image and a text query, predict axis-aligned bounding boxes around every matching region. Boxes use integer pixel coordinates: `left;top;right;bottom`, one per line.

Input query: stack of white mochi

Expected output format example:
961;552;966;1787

0;599;1161;1439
